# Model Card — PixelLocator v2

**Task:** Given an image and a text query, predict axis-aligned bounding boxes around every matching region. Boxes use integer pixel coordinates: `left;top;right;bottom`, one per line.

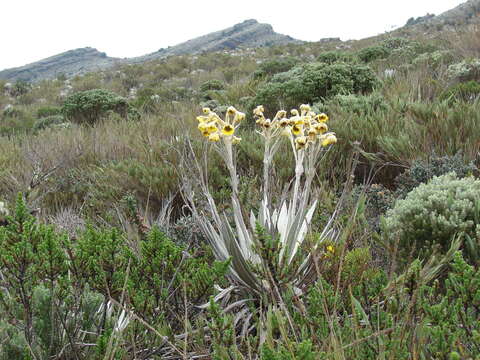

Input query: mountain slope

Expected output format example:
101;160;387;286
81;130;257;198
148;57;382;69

0;19;298;82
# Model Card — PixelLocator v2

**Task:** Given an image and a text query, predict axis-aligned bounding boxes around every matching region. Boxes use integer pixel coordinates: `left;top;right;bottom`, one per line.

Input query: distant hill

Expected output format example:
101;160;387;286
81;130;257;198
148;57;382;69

405;0;480;28
0;19;299;82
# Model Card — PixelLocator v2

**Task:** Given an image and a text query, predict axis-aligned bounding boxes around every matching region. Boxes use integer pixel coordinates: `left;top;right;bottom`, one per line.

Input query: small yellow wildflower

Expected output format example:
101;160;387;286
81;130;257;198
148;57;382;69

234;112;245;122
198;122;208;132
278;119;289;127
227;106;237;115
275;110;287;119
196;116;208;123
207;122;219;134
326;245;335;255
208;132;220;142
292;124;303;136
232;136;242;144
314;122;328;134
308;128;317;142
222;124;235;136
253;105;265;116
315;113;329;123
202;107;211;114
290;109;299;116
263;119;272;129
300;104;311;114
295;136;308;149
321;133;337;147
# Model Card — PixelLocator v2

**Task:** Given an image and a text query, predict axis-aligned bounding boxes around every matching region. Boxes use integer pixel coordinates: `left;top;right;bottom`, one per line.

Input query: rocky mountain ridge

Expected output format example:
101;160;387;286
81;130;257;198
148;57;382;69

0;19;298;82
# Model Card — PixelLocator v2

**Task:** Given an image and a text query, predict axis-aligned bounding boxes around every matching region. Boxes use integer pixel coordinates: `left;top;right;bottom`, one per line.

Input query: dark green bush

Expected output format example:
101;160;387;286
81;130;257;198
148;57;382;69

326;92;387;115
199;79;225;93
33;115;64;131
357;45;391;63
253;57;300;78
62;89;130;125
36;106;62;118
439;80;480;103
316;51;356;64
253;62;379;114
394;153;478;198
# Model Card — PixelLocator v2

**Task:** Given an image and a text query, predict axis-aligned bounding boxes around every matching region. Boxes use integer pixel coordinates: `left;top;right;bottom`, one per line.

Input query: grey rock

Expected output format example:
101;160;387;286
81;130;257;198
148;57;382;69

0;19;299;82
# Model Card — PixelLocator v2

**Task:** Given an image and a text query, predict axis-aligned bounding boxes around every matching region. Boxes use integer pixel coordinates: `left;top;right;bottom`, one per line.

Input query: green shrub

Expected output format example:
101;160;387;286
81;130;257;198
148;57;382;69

394;153;478;197
384;173;480;261
326;92;387;115
36;106;62;118
447;59;480;82
357;45;390;63
62;89;130;125
253;56;300;78
199;79;225;93
33;115;65;131
420;252;480;358
316;51;356;64
412;50;455;68
439;80;480;103
253;62;379;114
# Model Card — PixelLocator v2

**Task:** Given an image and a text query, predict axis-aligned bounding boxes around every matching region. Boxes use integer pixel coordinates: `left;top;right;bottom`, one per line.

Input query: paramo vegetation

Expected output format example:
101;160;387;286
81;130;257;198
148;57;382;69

0;25;480;359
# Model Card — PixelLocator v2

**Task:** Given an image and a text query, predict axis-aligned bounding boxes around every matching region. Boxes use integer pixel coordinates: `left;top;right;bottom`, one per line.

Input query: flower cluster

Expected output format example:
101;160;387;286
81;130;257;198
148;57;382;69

253;104;337;149
196;106;245;144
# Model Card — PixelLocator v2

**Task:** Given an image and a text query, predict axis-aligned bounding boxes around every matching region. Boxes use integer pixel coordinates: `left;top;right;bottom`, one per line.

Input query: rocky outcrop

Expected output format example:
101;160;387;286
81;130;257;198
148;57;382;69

0;20;299;82
0;47;120;82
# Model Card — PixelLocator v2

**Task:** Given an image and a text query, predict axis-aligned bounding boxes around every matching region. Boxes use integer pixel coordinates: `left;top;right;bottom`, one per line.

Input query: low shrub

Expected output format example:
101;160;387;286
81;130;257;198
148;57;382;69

253;56;300;78
36;106;62;118
62;89;131;125
357;45;390;63
253;62;379;115
316;50;356;64
439;80;480;103
384;173;480;262
33;115;65;131
447;58;480;82
394;153;478;197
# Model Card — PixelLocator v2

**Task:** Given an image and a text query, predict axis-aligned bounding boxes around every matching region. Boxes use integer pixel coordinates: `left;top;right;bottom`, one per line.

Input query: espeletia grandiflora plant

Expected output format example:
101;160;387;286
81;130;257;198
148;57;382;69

182;103;338;336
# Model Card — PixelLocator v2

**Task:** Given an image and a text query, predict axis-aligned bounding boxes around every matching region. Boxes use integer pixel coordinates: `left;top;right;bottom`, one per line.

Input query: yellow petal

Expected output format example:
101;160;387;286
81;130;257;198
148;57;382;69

208;132;220;142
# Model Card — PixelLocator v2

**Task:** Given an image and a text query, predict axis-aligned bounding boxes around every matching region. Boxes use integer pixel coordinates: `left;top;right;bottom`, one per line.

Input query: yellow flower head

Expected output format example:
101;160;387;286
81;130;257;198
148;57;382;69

274;110;287;119
253;105;265;116
279;118;289;127
321;133;337;147
326;245;335;254
202;107;211;114
196;115;208;123
222;124;235;136
315;113;329;123
314;122;328;134
207;122;219;134
263;119;271;129
208;132;220;142
232;136;242;144
295;136;308;149
291;109;299;116
227;106;237;116
308;128;317;141
198;122;208;132
292;124;303;136
234;111;245;122
292;116;305;126
300;104;311;115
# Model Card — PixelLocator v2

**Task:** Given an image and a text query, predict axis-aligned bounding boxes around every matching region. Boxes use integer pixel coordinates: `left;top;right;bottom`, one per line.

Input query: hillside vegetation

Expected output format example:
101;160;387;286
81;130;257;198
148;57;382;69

0;20;480;359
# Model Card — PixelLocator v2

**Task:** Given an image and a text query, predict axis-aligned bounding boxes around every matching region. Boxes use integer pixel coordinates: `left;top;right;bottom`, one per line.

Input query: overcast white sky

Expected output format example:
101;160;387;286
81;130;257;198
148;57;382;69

0;0;465;70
